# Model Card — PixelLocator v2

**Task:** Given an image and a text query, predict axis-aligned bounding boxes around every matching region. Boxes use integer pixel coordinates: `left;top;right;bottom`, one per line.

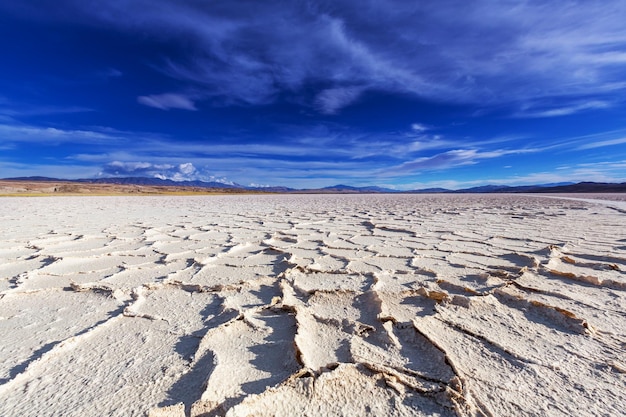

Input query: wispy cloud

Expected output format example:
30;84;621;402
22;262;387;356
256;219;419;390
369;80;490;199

384;148;538;175
315;87;365;115
576;137;626;150
402;161;626;191
0;123;123;145
491;161;626;186
91;156;379;188
0;104;94;118
137;93;197;111
2;114;624;188
1;117;539;185
410;123;429;133
97;68;123;79
514;100;612;118
553;129;626;151
7;1;626;114
0;160;100;179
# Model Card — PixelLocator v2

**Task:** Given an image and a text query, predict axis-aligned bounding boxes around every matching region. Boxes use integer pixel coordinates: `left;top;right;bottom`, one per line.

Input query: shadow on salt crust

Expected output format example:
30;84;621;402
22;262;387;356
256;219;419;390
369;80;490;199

0;195;624;417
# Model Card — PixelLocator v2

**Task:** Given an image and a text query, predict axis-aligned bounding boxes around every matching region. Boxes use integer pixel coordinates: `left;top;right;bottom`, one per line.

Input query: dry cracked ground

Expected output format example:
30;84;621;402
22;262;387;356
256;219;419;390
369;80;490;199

0;194;625;417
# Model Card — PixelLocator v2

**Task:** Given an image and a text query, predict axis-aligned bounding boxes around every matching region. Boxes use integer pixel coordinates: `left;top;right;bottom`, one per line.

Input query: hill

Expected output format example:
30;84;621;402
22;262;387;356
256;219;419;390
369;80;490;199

2;177;625;195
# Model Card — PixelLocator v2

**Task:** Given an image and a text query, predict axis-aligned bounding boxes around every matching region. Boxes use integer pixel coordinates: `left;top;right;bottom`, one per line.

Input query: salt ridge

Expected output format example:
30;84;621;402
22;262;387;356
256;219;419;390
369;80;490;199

0;194;624;416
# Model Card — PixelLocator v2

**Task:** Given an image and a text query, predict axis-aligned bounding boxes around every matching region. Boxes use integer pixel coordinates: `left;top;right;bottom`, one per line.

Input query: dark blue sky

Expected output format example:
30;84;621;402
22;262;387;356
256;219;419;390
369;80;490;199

1;1;626;189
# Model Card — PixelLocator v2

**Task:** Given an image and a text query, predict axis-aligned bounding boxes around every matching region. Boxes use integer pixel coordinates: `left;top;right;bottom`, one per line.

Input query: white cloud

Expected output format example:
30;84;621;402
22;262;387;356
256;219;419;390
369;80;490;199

576;137;626;150
0;123;121;145
384;148;538;175
107;161;174;171
99;161;238;184
555;128;626;151
515;101;612;118
137;93;197;111
315;87;364;115
178;162;196;175
9;1;626;113
0;105;94;117
410;123;429;132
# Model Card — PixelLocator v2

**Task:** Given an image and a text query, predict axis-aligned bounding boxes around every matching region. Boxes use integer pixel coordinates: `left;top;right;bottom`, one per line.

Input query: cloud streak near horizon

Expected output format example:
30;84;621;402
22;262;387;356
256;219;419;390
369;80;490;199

1;1;626;187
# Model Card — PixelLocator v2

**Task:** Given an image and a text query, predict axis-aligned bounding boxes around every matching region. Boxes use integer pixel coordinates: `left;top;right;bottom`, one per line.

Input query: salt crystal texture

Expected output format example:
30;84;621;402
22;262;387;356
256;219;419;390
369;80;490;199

0;194;625;416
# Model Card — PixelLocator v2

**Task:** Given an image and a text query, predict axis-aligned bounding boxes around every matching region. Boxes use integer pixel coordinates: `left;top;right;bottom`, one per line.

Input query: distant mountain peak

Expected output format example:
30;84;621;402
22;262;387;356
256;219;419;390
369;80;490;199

2;177;625;194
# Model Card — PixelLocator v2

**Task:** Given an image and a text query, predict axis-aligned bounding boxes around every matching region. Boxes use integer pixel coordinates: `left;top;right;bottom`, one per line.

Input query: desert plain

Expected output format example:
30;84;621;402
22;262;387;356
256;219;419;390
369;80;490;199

0;193;625;416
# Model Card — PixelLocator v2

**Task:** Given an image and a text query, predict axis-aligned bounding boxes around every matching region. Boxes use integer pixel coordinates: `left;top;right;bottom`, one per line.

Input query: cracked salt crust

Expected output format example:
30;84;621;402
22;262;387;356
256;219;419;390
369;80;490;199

0;194;624;416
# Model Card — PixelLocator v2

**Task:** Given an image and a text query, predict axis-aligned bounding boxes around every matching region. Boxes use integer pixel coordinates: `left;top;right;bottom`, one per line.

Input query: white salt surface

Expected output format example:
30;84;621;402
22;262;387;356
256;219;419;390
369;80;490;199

0;194;625;416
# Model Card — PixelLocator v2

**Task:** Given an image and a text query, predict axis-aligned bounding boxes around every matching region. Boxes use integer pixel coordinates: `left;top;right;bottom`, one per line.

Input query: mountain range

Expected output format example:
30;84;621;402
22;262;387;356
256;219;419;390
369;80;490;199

3;176;626;194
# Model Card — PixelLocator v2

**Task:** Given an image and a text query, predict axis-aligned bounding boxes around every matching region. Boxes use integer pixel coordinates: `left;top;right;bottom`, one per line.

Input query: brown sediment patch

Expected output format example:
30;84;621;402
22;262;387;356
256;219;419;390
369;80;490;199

0;179;272;197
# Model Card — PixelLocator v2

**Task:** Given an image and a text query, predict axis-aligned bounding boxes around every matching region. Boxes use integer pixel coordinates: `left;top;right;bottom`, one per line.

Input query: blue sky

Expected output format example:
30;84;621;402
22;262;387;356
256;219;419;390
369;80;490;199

1;1;626;189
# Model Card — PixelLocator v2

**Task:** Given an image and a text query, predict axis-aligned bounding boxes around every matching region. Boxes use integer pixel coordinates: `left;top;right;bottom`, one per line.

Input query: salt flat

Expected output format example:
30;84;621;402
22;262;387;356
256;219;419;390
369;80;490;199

0;194;624;417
